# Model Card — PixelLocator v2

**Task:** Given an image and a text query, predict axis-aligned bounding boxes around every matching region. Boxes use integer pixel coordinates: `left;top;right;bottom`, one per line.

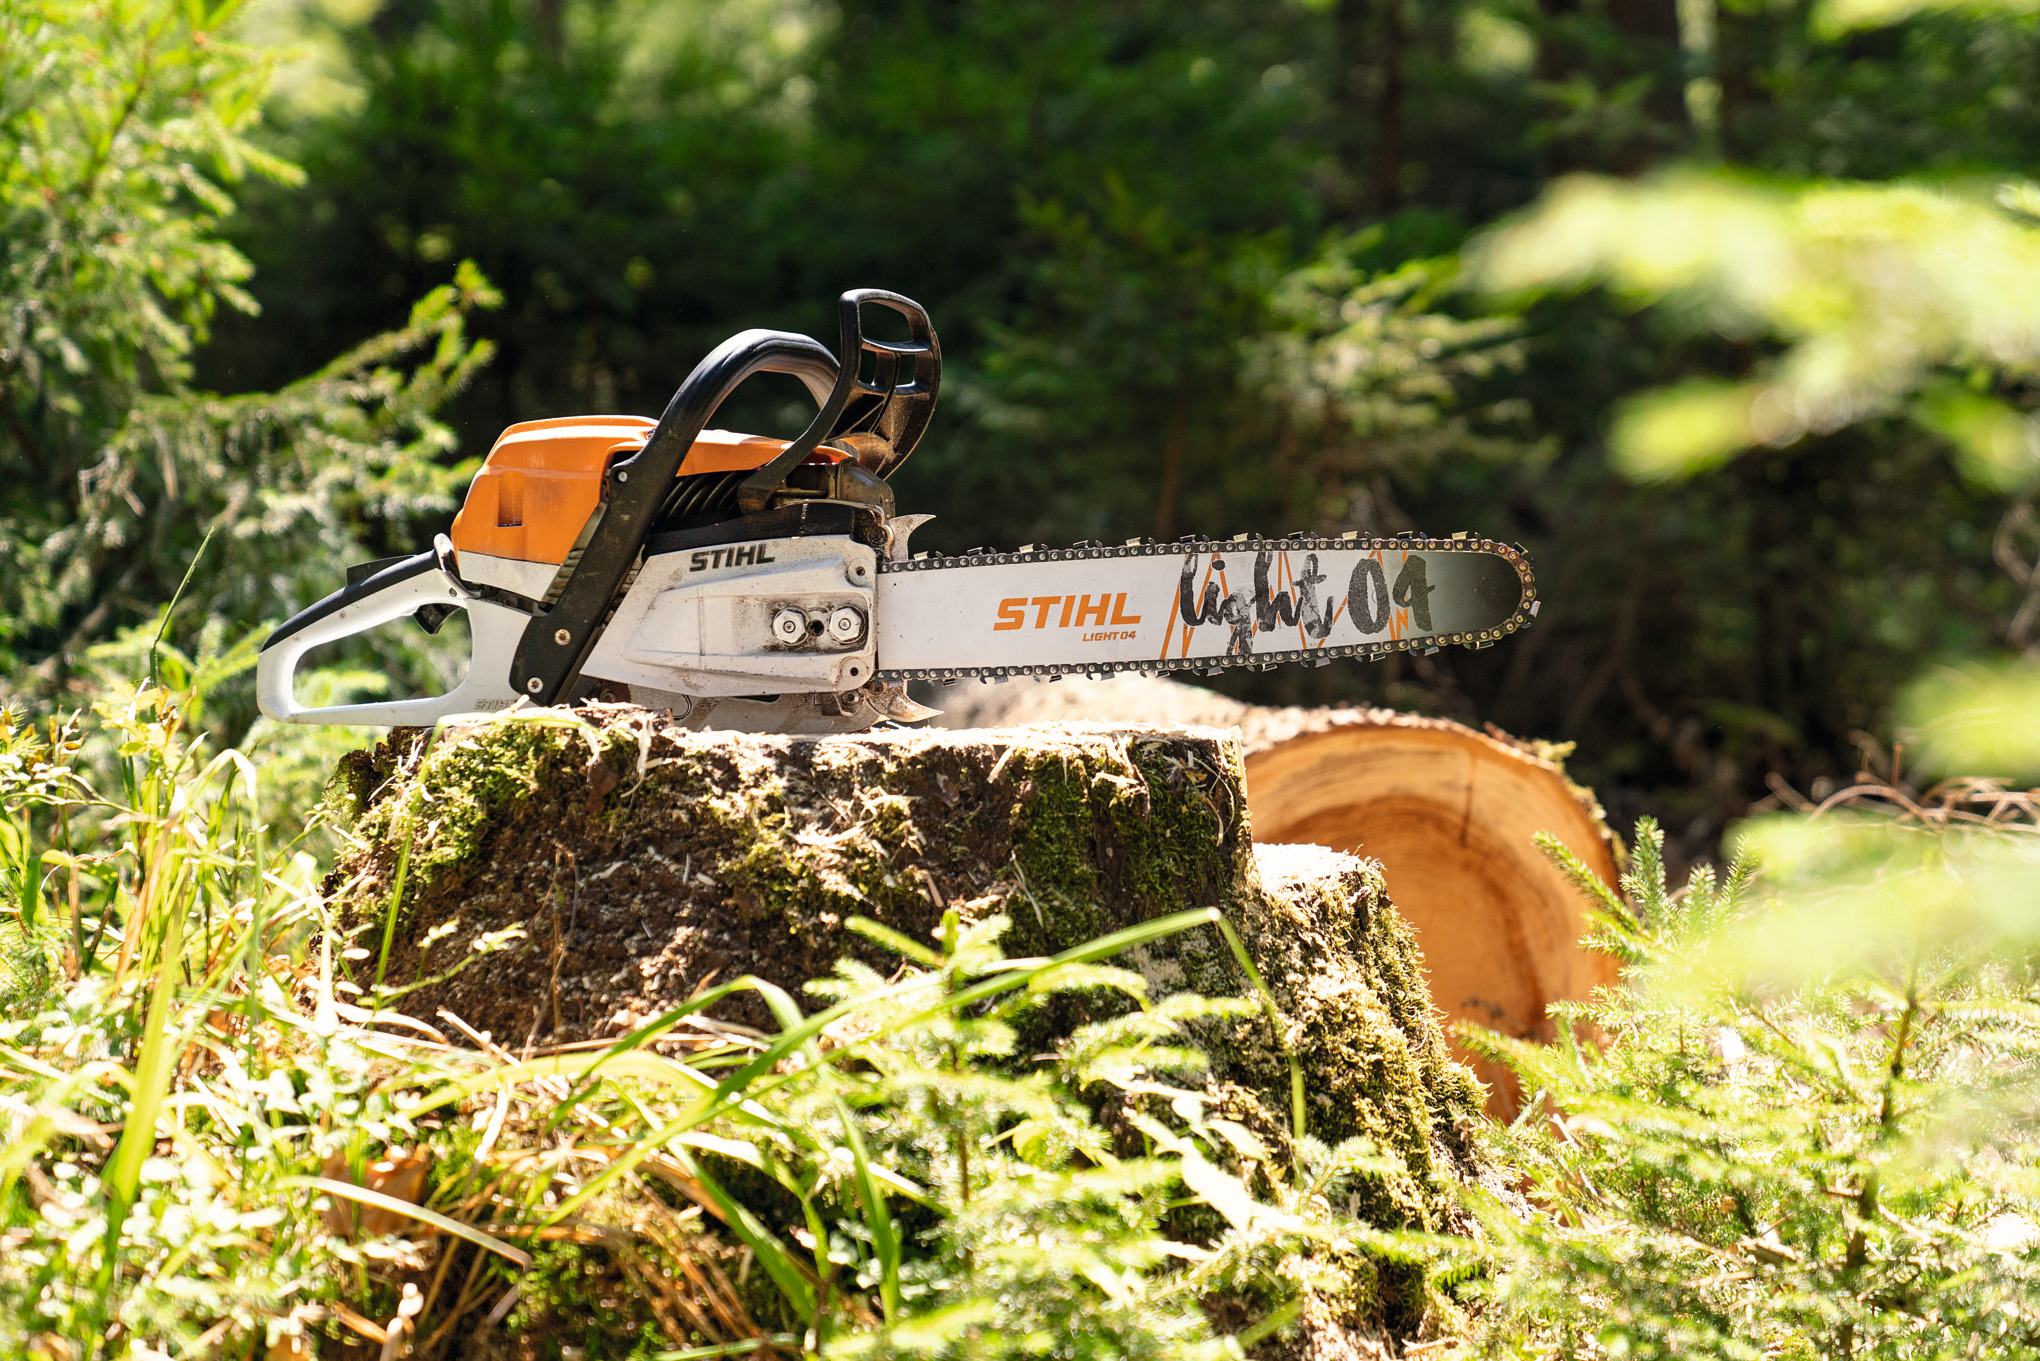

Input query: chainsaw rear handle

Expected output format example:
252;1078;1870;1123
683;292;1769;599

255;542;528;726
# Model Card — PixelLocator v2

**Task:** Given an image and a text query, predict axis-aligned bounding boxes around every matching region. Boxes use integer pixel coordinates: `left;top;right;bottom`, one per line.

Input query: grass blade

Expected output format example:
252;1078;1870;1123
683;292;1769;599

102;898;183;1246
665;1149;817;1318
1211;914;1305;1145
845;916;944;968
275;1175;534;1267
837;1096;901;1319
650;1336;800;1361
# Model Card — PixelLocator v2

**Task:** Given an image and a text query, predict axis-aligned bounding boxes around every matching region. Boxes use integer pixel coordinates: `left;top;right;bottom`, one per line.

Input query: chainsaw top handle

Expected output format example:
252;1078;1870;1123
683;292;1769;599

736;288;941;513
509;289;940;707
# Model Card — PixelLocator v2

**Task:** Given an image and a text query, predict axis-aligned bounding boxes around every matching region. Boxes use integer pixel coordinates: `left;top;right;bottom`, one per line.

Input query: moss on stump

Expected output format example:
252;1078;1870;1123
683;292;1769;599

327;706;1497;1347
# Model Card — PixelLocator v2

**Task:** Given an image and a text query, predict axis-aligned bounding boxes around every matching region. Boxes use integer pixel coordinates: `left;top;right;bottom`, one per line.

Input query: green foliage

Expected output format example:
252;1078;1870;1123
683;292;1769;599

1902;657;2040;781
1475;813;2040;1358
0;686;361;1353
1475;174;2040;484
0;0;496;747
1458;63;2040;809
1245;242;1533;532
2;0;291;439
803;918;1235;1361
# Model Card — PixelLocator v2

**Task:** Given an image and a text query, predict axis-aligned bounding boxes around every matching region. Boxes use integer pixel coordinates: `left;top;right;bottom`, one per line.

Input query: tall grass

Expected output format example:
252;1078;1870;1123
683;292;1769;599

0;684;1416;1358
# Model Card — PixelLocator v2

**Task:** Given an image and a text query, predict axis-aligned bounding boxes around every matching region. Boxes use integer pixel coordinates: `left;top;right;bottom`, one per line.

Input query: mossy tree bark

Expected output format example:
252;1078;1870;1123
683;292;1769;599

328;707;1498;1344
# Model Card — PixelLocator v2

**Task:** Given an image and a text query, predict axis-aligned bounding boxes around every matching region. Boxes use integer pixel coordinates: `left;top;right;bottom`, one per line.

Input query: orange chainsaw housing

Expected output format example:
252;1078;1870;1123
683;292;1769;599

448;416;845;566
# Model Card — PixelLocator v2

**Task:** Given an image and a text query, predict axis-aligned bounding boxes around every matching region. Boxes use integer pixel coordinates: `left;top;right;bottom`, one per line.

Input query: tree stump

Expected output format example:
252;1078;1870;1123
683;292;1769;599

328;707;1500;1344
929;676;1622;1120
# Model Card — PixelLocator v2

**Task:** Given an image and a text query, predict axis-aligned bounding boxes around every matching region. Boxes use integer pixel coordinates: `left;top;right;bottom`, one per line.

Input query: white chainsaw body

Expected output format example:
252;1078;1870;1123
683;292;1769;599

256;530;915;732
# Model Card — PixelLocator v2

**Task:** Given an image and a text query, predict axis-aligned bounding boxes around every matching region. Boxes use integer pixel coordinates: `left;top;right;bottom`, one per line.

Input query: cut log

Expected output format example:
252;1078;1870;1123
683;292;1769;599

930;677;1622;1120
327;708;1499;1347
1238;710;1619;1121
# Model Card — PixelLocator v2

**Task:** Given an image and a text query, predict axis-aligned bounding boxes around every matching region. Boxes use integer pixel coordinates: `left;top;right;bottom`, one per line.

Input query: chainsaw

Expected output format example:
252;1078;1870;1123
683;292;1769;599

256;290;1539;734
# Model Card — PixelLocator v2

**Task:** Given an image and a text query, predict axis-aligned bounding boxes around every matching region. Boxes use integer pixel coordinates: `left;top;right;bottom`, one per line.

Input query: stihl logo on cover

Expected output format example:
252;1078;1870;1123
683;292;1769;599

688;543;779;572
257;287;1536;734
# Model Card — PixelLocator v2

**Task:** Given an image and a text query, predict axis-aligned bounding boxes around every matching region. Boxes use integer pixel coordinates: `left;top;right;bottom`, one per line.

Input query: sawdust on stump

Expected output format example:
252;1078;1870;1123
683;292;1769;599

326;705;1502;1353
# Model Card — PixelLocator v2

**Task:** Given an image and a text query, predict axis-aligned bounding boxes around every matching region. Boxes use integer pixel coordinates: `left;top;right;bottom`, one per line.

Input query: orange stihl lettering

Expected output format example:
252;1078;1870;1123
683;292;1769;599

1111;593;1141;625
1059;596;1076;628
1031;596;1061;628
995;598;1027;631
1075;594;1110;626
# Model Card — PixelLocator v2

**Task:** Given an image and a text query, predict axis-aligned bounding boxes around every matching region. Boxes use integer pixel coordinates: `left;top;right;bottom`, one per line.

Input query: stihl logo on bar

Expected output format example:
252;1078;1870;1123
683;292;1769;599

994;593;1143;640
689;543;778;572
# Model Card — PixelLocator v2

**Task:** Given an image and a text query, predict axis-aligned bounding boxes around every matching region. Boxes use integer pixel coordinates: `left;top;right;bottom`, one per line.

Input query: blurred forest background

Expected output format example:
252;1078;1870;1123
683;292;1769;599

14;0;2040;857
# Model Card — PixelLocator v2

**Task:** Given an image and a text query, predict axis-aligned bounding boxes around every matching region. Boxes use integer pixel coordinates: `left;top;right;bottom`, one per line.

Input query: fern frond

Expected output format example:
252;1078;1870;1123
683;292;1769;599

1535;830;1631;920
1620;816;1669;925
